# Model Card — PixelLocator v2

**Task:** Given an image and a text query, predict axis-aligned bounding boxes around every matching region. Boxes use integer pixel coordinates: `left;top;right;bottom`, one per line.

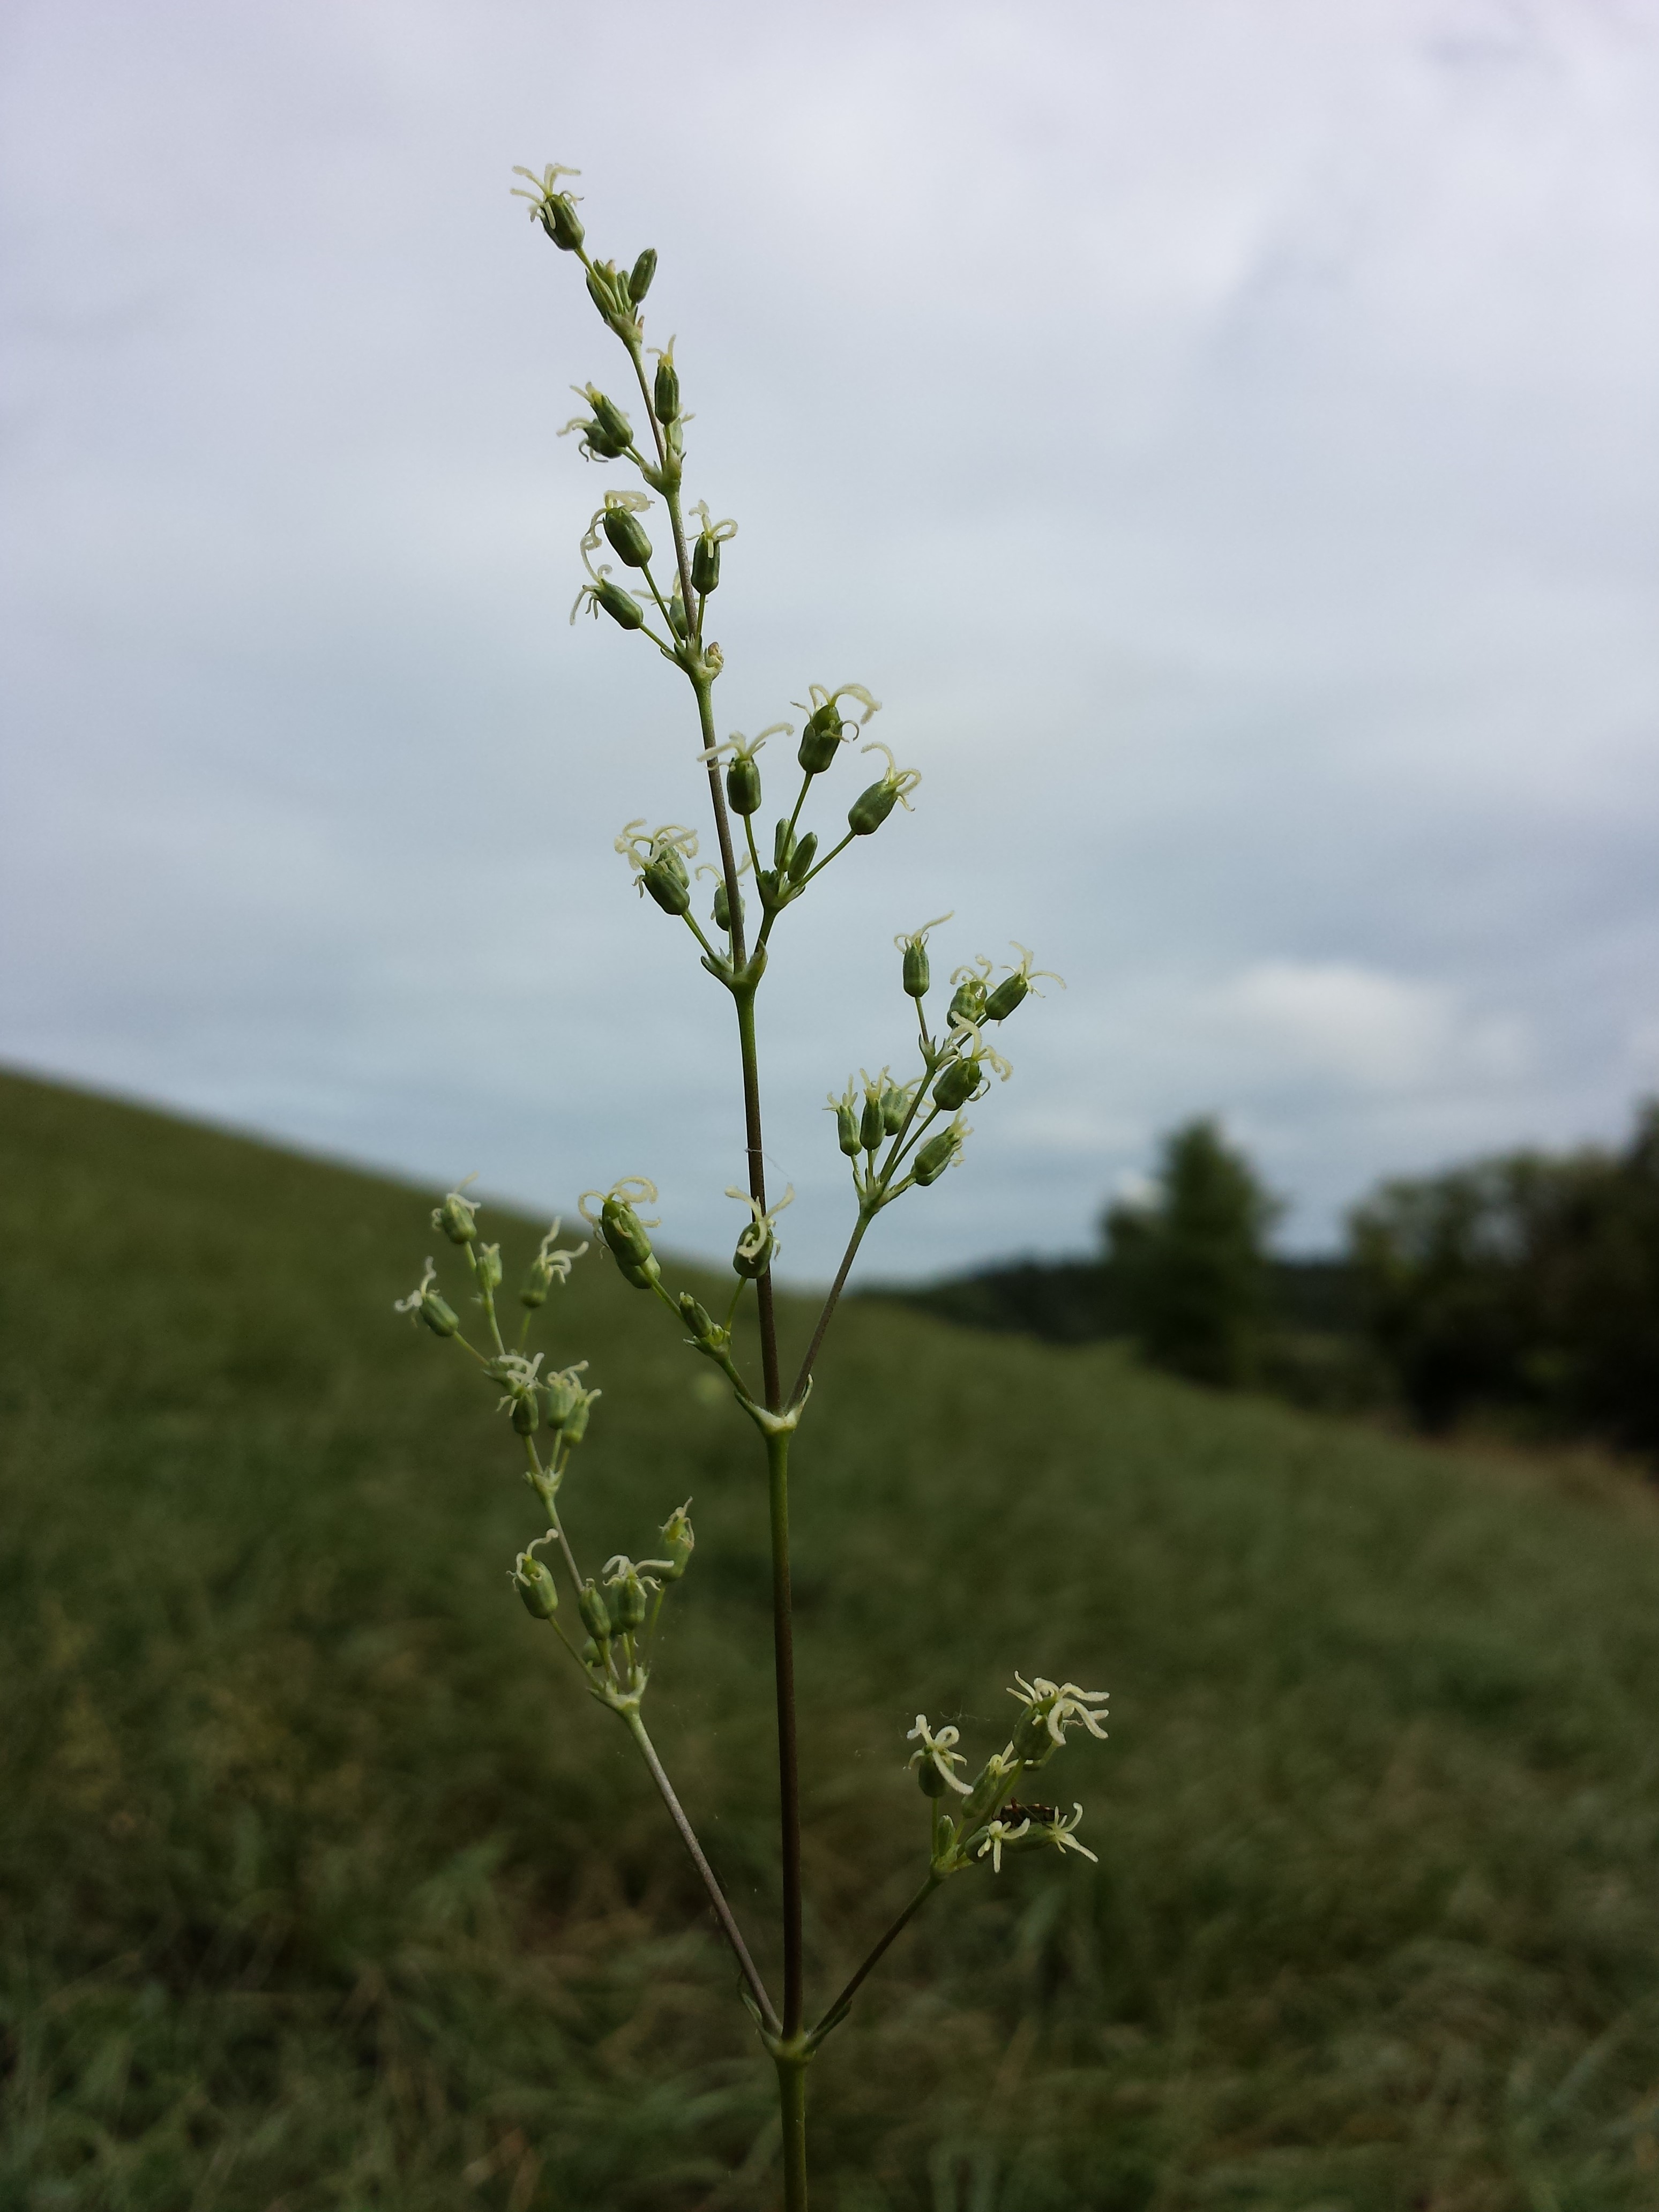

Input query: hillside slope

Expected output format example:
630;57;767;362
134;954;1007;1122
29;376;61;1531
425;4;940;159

3;1069;1658;2211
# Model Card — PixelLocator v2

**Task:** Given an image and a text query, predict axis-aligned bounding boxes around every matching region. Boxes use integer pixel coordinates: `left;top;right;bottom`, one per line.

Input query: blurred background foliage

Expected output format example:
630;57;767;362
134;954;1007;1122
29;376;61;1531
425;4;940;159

5;1068;1659;2209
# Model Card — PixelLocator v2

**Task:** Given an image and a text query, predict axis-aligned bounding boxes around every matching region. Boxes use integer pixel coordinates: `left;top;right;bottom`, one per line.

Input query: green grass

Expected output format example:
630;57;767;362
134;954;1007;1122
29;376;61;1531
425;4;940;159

4;1067;1659;2211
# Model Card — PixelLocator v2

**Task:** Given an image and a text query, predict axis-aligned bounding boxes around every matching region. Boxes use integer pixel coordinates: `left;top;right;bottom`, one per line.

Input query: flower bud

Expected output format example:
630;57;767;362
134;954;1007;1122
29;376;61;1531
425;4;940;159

472;1242;504;1292
859;1092;886;1150
692;530;721;595
733;1222;774;1280
578;1581;612;1645
797;704;842;775
510;1388;540;1436
513;1553;559;1619
607;1568;648;1636
948;976;988;1027
594;577;643;630
434;1189;480;1245
668;581;689;641
983;973;1028;1023
711;877;743;933
563;1391;595;1444
773;819;796;872
914;1127;962;1186
418;1288;459;1337
602;505;653;570
653;351;679;424
933;1056;980;1112
787;831;818;884
630;247;657;304
726;754;761;814
657;1503;694;1580
833;1099;860;1156
615;1256;660;1293
542;196;584;252
902;940;930;997
642;856;691;915
543;1370;581;1426
678;1292;716;1341
880;1082;911;1135
915;1754;952;1799
848;779;898;837
601;1197;654;1271
578;388;631;448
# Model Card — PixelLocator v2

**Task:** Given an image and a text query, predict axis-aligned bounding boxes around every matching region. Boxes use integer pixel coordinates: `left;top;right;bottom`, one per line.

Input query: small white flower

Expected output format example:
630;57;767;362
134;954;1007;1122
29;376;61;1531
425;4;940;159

1008;1674;1111;1747
393;1258;438;1314
724;1184;794;1264
533;1219;588;1281
1038;1804;1098;1863
906;1714;973;1795
860;738;921;810
976;1815;1031;1873
490;1350;544;1412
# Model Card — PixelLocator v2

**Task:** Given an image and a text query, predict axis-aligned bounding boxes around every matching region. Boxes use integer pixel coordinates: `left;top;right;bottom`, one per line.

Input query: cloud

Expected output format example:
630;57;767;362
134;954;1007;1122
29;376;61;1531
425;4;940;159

1210;960;1530;1093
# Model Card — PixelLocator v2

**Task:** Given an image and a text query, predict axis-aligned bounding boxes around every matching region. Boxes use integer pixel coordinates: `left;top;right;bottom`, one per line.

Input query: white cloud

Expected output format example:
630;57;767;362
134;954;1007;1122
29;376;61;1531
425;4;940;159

1210;961;1530;1093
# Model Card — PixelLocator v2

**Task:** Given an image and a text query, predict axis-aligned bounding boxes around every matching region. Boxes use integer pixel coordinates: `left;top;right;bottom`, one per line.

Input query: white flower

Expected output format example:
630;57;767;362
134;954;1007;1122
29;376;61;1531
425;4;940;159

393;1258;438;1313
976;1815;1031;1873
1038;1803;1098;1863
490;1350;544;1412
1008;1675;1111;1747
533;1219;588;1281
906;1714;972;1795
724;1183;794;1264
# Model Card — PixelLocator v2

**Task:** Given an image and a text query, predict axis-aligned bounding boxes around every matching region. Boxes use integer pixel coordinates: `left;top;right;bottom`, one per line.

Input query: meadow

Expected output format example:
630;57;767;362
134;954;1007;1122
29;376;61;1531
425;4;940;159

3;1067;1658;2210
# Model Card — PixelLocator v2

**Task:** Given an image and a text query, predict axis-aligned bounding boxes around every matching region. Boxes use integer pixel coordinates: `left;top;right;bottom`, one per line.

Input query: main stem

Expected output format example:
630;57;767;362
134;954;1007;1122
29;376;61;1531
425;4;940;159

766;1429;805;2044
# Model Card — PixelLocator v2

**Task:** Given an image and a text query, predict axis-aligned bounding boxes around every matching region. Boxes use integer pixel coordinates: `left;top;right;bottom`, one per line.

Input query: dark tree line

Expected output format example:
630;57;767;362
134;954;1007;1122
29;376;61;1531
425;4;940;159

890;1104;1659;1461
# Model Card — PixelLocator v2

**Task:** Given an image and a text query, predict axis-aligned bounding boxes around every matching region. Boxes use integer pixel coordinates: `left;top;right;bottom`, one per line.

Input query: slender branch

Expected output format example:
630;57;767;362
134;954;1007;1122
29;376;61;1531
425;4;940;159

766;1429;805;2037
790;1209;875;1408
810;1874;940;2039
624;1709;780;2035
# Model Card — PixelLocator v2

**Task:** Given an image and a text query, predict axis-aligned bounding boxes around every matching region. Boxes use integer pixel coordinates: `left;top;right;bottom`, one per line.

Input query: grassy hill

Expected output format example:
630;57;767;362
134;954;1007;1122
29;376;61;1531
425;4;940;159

3;1068;1658;2211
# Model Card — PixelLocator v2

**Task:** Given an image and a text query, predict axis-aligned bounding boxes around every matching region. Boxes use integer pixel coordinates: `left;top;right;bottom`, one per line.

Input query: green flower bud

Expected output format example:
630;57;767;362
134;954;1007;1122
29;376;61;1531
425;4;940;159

577;1581;611;1644
797;704;842;775
642;855;691;914
472;1242;504;1292
726;754;761;814
948;976;988;1027
579;1636;602;1667
657;1503;694;1580
787;830;818;884
668;581;689;641
563;1391;594;1444
544;196;584;252
880;1082;911;1135
848;779;898;836
678;1292;716;1341
510;1389;540;1436
615;1256;660;1293
914;1126;962;1186
607;1567;648;1635
773;819;796;872
419;1288;459;1336
933;1056;980;1112
434;1189;480;1245
915;1753;952;1799
602;504;653;570
692;529;721;595
711;877;743;934
833;1099;860;1156
601;1196;654;1270
903;940;930;997
574;387;631;449
513;1553;559;1619
594;576;643;630
859;1092;886;1150
733;1223;774;1280
630;247;658;303
983;973;1028;1023
653;350;679;424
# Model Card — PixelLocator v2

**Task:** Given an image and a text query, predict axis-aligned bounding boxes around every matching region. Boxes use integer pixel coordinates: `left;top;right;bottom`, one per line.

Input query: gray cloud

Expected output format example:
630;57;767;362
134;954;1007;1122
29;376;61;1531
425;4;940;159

3;0;1657;1277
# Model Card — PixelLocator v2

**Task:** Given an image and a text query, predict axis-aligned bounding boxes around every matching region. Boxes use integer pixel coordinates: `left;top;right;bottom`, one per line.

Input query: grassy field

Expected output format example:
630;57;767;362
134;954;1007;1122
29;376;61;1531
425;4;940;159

4;1067;1659;2211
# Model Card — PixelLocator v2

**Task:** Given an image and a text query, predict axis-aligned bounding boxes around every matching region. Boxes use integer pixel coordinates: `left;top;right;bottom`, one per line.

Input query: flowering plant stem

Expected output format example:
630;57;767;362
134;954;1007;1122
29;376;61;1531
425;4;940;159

390;161;1110;2207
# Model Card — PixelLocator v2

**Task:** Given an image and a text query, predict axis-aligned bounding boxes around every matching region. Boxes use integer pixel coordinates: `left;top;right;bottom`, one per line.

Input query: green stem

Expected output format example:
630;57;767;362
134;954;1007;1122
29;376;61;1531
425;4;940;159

735;982;783;1411
810;1875;941;2042
774;2050;810;2212
623;1709;780;2035
766;1429;804;2036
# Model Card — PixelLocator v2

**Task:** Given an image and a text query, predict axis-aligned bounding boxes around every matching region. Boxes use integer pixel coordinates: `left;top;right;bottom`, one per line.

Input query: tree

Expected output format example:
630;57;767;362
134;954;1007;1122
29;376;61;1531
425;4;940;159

1103;1118;1280;1388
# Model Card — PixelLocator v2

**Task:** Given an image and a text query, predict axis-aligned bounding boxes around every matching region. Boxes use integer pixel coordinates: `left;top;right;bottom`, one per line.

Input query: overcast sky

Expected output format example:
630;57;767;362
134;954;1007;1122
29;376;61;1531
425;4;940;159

4;0;1657;1279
